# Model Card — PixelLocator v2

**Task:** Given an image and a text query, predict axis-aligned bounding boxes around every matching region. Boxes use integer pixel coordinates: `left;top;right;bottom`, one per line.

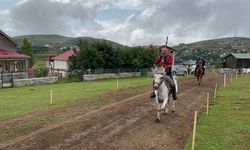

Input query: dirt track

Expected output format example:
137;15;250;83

0;76;224;150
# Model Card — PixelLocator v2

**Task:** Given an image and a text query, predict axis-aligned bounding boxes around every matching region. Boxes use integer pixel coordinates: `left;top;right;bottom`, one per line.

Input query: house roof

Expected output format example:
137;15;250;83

0;48;30;59
0;30;17;46
227;53;250;59
52;49;76;61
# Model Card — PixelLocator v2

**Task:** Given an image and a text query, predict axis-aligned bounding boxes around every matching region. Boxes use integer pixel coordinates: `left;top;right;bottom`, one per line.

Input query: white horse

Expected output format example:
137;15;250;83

152;66;178;122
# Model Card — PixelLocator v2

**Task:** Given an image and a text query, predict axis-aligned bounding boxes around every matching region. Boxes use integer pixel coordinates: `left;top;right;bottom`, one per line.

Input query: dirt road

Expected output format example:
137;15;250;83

0;76;223;150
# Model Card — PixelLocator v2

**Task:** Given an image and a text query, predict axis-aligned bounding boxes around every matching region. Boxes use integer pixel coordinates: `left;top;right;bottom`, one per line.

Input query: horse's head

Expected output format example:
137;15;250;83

152;66;165;89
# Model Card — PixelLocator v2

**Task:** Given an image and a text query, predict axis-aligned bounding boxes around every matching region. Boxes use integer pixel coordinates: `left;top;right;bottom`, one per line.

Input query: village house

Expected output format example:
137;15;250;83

0;30;29;79
45;49;77;77
225;53;250;69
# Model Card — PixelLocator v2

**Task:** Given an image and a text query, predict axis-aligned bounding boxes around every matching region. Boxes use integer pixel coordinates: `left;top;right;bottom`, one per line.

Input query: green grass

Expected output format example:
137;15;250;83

0;77;151;121
185;77;250;150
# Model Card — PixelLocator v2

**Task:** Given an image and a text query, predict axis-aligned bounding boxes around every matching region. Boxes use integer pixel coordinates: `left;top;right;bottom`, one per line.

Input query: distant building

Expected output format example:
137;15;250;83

225;53;250;68
179;43;186;48
0;30;29;78
45;43;52;48
45;49;77;77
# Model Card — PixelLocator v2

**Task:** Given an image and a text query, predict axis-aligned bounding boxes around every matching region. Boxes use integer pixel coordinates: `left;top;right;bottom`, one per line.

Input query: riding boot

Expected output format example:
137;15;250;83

150;81;156;98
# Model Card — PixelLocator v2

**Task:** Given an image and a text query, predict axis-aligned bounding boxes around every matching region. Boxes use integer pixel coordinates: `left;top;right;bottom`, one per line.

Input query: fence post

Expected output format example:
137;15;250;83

192;111;198;150
207;92;209;115
11;72;14;87
1;72;2;88
223;73;226;87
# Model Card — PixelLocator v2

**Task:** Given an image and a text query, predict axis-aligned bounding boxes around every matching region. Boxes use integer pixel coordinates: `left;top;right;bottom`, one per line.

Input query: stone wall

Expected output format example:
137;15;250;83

83;72;141;81
13;77;58;87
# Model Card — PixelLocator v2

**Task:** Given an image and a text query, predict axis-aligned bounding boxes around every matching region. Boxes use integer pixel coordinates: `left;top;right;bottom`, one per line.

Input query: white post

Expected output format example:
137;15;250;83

236;72;238;79
117;79;119;88
192;111;198;150
214;83;217;100
50;89;53;104
230;72;233;82
207;92;209;115
223;74;226;87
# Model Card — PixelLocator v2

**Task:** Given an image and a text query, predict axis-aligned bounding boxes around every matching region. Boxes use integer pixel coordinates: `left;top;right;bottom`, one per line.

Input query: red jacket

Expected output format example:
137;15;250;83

155;54;173;73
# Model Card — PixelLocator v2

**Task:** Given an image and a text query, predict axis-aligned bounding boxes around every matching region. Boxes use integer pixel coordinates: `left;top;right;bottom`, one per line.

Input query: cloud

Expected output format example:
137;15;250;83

9;0;99;36
1;0;250;46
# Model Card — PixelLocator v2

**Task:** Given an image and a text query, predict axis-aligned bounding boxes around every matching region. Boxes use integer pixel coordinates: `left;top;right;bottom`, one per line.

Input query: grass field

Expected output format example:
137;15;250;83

185;77;250;150
0;77;152;121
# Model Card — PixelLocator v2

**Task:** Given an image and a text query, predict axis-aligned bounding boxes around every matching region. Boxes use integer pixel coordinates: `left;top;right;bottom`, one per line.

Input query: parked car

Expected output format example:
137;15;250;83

241;68;250;74
172;65;188;76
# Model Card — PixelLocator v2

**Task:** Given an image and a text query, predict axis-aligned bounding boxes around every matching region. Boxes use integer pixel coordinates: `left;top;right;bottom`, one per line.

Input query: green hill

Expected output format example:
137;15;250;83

174;37;250;65
13;34;127;52
12;34;129;66
13;35;250;66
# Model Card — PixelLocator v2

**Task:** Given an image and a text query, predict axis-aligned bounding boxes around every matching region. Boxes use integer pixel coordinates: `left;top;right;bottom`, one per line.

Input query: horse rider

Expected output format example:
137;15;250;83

194;57;205;76
150;47;177;100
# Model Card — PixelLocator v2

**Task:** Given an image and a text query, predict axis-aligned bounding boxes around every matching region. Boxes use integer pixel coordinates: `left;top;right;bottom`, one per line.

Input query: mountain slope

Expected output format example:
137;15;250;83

13;34;127;48
174;37;250;65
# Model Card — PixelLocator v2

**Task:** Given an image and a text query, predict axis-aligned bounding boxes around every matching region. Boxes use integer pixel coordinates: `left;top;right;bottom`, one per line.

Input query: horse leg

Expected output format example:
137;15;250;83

172;100;176;113
155;91;161;122
161;97;169;115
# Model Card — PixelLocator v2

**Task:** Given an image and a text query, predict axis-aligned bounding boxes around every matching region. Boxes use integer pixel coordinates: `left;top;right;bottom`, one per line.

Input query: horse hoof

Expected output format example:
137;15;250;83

155;118;160;123
164;112;168;115
171;110;175;113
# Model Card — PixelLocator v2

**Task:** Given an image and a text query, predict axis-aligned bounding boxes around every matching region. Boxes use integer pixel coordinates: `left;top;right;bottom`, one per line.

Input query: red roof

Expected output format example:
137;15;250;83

0;48;30;59
52;50;76;61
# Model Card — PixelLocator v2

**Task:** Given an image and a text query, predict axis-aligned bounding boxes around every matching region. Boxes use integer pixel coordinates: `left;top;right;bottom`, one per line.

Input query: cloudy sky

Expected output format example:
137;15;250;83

0;0;250;46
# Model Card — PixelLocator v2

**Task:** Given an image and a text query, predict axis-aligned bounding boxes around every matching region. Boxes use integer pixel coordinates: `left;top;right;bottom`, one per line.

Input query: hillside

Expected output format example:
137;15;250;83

13;34;127;53
174;37;250;65
13;35;250;66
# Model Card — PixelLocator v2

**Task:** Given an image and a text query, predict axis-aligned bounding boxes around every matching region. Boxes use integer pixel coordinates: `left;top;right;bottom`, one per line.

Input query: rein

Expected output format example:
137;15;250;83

154;73;165;89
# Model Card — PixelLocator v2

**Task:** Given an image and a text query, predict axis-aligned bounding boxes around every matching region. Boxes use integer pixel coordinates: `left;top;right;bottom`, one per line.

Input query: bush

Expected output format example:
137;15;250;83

34;68;48;77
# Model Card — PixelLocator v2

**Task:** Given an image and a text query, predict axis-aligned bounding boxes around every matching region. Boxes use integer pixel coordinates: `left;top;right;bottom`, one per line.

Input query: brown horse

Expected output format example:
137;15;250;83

196;60;204;85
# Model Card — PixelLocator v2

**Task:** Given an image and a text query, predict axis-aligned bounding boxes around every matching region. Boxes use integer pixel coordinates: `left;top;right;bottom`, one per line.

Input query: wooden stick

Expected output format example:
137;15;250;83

207;92;209;115
117;79;119;88
230;73;233;82
192;111;198;150
50;89;53;104
236;72;238;78
214;83;217;100
223;74;226;87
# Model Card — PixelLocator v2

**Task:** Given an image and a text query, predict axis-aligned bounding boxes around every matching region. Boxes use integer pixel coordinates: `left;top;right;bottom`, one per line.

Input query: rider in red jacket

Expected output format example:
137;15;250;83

151;47;177;100
154;48;173;76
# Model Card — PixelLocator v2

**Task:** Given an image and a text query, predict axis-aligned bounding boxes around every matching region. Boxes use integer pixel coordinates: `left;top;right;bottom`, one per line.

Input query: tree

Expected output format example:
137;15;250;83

77;40;104;70
20;38;34;67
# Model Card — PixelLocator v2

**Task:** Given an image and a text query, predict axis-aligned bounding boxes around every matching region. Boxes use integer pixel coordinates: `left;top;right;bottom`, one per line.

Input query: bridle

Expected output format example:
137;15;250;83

154;72;164;89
